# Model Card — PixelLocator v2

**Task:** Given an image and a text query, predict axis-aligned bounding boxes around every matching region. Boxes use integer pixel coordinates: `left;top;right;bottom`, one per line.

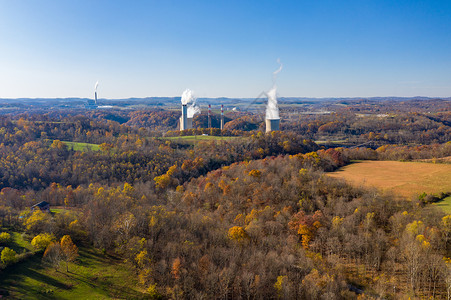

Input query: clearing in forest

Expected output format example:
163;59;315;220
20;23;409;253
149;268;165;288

161;135;240;143
0;247;146;299
62;141;100;151
328;160;451;201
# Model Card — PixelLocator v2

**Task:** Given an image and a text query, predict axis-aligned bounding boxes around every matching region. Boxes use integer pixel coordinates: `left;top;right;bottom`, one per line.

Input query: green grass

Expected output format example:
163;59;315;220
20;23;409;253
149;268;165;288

0;247;147;299
434;196;451;214
62;141;100;152
9;231;34;252
162;135;240;143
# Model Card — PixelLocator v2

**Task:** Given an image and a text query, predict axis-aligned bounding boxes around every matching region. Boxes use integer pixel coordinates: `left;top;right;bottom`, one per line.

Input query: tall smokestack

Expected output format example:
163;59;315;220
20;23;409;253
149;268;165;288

220;104;224;130
94;81;99;106
180;104;188;131
208;104;211;128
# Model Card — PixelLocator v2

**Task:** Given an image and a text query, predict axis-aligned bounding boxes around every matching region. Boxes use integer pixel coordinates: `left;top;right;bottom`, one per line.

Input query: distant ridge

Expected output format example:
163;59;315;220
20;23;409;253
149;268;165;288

0;96;450;104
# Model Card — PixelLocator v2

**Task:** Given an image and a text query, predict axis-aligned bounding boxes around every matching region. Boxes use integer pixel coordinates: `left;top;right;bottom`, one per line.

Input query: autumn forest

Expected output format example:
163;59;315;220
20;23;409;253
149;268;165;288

0;98;451;299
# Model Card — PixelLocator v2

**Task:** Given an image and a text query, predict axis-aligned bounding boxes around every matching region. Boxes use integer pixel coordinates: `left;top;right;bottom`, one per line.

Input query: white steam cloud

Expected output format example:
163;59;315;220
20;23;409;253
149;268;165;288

266;87;279;119
181;89;201;118
95;81;99;92
181;89;194;105
187;104;201;118
266;59;282;120
272;58;283;80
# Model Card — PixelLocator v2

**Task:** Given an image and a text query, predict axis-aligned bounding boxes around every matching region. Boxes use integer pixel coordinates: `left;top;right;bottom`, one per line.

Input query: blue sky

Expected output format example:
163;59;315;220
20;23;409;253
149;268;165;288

1;0;451;98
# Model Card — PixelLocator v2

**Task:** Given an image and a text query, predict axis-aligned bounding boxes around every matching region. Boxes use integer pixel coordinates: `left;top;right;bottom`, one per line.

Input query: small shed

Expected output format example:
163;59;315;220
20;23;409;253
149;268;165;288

31;201;50;212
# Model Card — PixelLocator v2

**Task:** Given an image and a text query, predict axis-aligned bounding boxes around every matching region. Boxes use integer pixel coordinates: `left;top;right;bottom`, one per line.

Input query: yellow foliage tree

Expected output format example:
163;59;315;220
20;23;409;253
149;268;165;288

60;235;78;272
31;233;56;251
228;226;248;242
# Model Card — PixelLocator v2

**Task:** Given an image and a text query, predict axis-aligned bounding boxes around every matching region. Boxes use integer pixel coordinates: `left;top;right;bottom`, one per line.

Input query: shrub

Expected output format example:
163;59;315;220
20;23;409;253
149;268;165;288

0;232;11;244
1;247;17;265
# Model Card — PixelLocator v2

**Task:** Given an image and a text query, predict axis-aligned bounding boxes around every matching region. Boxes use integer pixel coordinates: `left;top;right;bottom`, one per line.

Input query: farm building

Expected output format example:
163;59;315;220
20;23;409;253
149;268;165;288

31;201;50;212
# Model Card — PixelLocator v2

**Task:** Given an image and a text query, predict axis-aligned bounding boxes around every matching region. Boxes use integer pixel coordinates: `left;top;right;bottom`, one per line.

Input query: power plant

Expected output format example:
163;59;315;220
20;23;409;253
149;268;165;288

179;89;199;131
178;61;283;133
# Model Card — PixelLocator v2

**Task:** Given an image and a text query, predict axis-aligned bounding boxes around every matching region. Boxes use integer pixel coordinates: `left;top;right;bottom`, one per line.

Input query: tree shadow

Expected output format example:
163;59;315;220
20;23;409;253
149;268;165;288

63;271;147;299
0;255;71;299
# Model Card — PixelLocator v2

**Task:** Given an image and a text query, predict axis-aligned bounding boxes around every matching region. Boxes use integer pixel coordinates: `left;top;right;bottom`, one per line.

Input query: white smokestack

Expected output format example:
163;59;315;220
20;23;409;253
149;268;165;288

94;81;99;105
180;104;188;130
220;104;224;130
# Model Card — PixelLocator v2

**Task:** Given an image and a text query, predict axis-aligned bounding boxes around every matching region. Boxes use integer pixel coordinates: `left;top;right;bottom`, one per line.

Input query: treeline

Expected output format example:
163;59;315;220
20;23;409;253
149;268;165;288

340;142;451;161
282;111;451;145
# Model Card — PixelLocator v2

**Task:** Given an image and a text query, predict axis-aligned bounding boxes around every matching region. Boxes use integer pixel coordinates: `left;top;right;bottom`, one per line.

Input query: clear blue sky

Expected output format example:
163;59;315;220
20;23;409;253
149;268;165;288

1;0;451;98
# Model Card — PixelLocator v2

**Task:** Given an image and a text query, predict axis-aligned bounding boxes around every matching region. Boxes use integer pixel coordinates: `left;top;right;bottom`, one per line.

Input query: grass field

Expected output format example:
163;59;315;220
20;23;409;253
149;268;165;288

62;141;100;152
162;135;240;143
434;196;451;214
328;161;451;203
0;247;146;299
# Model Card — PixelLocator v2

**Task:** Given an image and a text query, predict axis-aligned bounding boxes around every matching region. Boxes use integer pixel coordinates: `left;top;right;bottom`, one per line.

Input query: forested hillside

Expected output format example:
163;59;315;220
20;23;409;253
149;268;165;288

0;106;450;298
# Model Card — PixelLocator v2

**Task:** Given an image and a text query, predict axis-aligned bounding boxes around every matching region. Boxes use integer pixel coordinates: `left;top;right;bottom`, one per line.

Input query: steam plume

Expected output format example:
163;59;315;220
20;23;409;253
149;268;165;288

266;87;279;119
181;89;194;105
181;89;201;118
95;81;99;92
266;59;282;120
272;58;283;81
187;104;201;118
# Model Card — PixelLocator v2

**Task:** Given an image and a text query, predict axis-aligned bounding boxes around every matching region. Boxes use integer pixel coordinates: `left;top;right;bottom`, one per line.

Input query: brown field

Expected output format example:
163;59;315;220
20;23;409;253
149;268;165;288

328;160;451;199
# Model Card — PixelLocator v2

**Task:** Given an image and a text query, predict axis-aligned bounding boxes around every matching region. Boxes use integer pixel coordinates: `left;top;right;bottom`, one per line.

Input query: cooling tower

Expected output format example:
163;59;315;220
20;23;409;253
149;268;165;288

187;118;193;129
180;104;189;130
265;118;280;133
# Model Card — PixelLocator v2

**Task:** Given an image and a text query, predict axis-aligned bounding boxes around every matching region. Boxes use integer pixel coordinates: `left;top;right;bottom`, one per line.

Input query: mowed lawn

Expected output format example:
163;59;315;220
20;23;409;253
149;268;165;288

62;141;100;151
328;161;451;200
162;135;240;143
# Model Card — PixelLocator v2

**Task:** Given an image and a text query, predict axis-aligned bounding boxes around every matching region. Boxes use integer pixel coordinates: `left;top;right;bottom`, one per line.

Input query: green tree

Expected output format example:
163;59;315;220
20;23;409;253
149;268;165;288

31;233;56;251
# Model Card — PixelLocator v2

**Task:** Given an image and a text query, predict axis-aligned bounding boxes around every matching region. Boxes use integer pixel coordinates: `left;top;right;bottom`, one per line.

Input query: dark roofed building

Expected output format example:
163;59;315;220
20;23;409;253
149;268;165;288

31;201;50;212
